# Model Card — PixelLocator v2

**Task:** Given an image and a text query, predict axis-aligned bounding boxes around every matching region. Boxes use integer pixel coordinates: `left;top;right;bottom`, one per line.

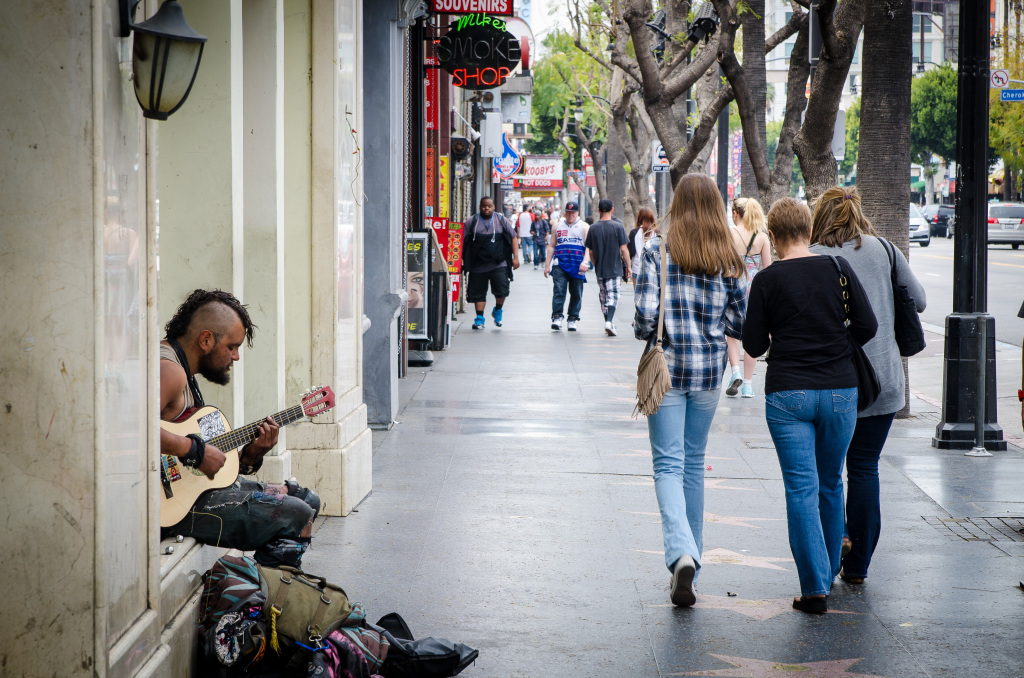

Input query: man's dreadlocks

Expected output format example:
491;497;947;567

164;289;257;348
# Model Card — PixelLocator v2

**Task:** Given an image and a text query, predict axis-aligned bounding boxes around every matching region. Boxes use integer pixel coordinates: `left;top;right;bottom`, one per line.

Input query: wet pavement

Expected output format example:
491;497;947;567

305;265;1024;677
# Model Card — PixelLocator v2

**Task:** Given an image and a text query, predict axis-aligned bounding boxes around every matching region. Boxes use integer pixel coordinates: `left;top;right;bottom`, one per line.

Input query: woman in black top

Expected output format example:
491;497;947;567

742;198;877;614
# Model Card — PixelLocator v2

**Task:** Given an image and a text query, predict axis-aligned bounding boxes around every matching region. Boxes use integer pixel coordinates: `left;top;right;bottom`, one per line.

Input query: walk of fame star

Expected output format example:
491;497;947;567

702;548;793;570
704;478;756;491
672;654;884;677
705;512;783;528
689;594;859;620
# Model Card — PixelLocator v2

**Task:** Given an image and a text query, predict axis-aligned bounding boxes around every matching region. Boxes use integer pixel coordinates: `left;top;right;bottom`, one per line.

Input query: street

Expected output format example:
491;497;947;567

907;237;1024;347
305;266;1024;677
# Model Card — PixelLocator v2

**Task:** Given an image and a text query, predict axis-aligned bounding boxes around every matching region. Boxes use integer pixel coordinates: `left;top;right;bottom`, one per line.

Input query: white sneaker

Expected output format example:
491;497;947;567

567;320;578;331
670;555;697;607
551;318;562;331
605;321;617;336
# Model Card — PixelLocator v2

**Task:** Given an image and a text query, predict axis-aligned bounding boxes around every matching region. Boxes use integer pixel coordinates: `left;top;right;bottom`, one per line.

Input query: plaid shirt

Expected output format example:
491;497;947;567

633;236;746;392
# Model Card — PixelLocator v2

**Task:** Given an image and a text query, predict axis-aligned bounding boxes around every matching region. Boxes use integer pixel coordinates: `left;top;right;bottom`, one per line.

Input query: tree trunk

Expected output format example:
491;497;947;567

792;0;866;205
767;23;810;206
925;166;936;205
858;0;912;417
740;0;767;200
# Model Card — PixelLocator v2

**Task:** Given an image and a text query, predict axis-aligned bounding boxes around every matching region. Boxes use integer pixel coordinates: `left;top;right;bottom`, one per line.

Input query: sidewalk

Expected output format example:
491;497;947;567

306;267;1024;677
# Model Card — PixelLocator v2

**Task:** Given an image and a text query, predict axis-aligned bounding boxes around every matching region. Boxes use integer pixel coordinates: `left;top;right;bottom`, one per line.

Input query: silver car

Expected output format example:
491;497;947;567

909;203;930;247
987;202;1024;249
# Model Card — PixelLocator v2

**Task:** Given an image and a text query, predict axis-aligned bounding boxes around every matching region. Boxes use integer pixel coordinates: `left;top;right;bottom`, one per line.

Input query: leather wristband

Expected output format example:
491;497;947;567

183;434;206;468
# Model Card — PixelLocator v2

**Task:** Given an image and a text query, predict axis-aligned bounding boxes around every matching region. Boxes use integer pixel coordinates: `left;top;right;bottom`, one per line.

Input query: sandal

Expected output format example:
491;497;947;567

792;596;827;614
841;536;852;559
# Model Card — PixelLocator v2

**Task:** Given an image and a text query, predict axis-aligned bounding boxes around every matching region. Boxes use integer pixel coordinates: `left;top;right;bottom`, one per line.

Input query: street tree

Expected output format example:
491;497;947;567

910;64;957;204
990;2;1024;200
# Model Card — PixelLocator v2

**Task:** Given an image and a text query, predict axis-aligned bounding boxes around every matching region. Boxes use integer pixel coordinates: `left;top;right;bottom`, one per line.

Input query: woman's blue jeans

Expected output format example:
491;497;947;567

842;412;896;579
647;389;720;578
765;388;858;596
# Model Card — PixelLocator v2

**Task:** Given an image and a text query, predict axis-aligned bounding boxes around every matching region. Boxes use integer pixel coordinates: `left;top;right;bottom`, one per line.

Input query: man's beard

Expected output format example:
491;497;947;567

197;352;231;385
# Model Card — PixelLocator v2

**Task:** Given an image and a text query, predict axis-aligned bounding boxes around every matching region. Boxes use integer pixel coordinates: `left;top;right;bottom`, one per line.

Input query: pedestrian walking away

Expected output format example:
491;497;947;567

633;174;747;607
531;210;552;271
628;207;658;282
585;198;631;336
545;201;590;331
809;187;926;584
743;198;878;614
463;196;520;330
517;206;535;264
725;197;772;398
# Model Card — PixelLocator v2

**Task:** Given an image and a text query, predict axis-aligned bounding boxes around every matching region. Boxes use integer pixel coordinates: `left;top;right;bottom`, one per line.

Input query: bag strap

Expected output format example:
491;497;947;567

826;255;851;324
655;237;668;346
879;237;899;287
745;231;757;255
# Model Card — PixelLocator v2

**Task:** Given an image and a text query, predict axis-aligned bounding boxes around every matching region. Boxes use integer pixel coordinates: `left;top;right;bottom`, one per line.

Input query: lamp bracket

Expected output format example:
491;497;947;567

118;0;144;38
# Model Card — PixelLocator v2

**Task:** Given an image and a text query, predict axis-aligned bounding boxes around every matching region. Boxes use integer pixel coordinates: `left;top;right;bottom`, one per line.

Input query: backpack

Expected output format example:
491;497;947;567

199;555;268;671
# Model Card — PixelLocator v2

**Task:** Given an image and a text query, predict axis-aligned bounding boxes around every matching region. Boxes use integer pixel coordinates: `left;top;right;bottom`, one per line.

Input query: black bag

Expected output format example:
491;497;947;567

373;612;479;678
879;238;926;356
828;255;881;411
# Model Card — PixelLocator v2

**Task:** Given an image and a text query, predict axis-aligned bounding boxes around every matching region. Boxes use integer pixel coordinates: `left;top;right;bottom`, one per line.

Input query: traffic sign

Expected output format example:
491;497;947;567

1000;89;1024;102
652;140;670;173
990;69;1009;89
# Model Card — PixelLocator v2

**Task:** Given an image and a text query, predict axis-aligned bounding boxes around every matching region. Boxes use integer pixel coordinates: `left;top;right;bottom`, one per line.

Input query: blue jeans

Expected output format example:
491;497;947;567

647;389;721;577
842;412;896;579
766;388;858;596
521;238;534;263
551;265;584;321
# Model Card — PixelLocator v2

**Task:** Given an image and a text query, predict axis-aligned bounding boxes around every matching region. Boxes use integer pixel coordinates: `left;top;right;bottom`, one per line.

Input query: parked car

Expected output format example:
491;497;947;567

921;204;955;238
909;203;931;247
987;202;1024;249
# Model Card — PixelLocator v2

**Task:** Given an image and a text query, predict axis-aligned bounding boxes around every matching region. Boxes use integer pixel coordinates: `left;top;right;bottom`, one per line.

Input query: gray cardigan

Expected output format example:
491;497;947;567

809;236;927;417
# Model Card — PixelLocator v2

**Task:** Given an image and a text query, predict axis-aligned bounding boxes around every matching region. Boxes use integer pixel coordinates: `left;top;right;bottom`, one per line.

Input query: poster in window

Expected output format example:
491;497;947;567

406;232;430;339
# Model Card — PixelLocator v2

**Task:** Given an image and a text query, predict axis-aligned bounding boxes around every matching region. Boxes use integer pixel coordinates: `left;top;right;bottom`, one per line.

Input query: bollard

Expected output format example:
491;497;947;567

965;317;992;457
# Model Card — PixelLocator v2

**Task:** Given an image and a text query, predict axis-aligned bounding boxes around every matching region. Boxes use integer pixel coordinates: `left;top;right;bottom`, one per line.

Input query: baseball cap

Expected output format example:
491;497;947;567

564;201;580;212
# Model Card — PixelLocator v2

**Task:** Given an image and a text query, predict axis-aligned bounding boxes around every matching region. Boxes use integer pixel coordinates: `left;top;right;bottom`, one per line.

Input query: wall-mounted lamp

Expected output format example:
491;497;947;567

119;0;207;120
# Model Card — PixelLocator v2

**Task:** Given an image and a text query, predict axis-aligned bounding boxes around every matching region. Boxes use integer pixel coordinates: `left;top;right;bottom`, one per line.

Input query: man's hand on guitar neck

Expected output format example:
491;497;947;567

240;416;280;468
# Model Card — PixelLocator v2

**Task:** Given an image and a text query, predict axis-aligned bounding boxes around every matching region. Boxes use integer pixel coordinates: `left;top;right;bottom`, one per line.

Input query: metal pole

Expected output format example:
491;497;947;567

966;316;992;456
933;3;1005;450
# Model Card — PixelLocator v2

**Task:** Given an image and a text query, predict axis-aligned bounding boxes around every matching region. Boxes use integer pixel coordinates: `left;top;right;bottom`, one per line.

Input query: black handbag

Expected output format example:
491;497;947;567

879;238;926;356
827;255;881;411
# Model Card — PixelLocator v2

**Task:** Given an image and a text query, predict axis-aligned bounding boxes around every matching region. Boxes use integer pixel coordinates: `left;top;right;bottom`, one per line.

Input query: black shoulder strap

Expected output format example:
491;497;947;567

745;231;757;255
167;337;205;407
879;237;894;269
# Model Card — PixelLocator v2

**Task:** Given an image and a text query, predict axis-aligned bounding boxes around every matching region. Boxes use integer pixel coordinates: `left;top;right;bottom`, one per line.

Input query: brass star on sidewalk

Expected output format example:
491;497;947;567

705;512;783;528
704;478;755;491
691;594;860;621
702;548;792;571
673;654;884;677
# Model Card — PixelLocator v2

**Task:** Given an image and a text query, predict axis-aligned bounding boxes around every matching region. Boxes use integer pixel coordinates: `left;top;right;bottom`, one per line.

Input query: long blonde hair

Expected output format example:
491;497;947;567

664;174;745;279
810;186;877;249
732;197;766;234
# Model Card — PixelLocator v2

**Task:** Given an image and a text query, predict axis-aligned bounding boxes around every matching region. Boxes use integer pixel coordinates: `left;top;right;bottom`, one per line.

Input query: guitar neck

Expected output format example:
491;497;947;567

206;404;306;452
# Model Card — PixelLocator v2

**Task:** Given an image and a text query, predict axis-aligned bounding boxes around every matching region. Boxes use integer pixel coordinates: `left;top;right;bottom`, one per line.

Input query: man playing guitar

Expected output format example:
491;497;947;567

160;289;319;567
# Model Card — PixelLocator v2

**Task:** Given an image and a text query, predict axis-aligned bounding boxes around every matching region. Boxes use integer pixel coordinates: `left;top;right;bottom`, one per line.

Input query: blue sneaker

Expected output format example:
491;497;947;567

472;315;485;330
491;307;503;327
740;383;754;398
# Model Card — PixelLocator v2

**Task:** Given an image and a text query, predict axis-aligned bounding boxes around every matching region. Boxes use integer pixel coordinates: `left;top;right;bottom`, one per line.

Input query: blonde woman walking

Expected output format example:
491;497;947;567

725;197;772;398
634;175;747;607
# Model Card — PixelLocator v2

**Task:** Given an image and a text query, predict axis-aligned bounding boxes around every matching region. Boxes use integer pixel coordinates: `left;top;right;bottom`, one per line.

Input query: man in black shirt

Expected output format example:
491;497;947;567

584;199;631;335
462;196;520;329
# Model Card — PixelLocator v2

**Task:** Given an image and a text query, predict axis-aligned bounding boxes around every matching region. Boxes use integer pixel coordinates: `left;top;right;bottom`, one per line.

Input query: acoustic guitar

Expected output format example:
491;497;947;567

158;386;336;527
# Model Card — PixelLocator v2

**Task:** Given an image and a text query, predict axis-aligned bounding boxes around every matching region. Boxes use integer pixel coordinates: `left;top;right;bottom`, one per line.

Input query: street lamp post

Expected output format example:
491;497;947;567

933;5;1005;451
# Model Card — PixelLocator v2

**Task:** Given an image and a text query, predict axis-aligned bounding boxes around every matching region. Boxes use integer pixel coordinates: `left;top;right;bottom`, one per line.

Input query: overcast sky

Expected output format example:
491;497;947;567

530;0;568;58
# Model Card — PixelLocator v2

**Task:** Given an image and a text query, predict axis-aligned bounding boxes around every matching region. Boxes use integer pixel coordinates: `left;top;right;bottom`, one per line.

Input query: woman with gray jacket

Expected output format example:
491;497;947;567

809;187;926;584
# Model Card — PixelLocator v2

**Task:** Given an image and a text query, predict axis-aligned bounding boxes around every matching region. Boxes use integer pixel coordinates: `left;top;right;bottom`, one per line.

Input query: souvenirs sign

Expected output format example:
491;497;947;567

437;14;521;90
430;0;513;15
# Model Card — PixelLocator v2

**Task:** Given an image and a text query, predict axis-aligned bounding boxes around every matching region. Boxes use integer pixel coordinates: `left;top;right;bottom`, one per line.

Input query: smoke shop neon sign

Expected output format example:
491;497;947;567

437;14;520;90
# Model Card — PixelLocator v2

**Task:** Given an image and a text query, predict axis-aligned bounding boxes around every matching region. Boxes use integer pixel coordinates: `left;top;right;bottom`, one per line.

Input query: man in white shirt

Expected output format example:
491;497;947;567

517;206;535;264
